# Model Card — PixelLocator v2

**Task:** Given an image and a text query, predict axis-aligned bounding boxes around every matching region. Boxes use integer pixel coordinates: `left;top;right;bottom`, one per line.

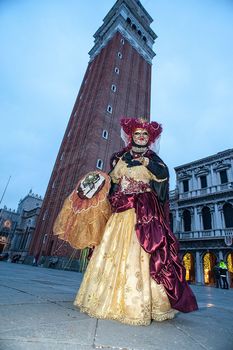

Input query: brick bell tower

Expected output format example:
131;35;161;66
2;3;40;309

30;0;157;259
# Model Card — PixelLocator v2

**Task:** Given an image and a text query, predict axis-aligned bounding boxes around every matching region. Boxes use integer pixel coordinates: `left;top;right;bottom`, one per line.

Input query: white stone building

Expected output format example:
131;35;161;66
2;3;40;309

0;190;43;260
170;149;233;287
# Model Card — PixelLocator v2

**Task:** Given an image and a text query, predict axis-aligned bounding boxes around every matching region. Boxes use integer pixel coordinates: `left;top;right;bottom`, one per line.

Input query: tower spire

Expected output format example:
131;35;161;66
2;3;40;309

89;0;157;64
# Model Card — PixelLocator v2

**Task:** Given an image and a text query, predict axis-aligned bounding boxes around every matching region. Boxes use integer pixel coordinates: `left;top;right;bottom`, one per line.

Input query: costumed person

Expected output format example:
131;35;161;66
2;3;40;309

213;261;221;288
219;260;229;289
54;117;198;326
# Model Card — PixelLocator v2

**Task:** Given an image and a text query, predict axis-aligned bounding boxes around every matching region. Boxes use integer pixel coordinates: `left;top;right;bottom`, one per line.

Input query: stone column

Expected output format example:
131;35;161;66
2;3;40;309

197;207;203;232
9;234;18;250
218;203;225;229
230;159;233;182
179;211;184;233
25;232;32;251
175;209;180;232
209;204;215;231
209;164;214;186
214;203;222;229
191;172;196;191
194;206;200;231
195;251;202;284
190;207;194;232
218;251;224;260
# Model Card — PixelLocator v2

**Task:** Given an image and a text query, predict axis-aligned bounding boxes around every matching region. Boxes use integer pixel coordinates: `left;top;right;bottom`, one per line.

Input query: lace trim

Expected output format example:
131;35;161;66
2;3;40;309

74;302;177;326
152;309;178;322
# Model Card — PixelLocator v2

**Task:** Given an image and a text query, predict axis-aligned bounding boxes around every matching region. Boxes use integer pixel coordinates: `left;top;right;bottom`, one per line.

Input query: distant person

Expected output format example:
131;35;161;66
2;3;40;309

12;254;21;263
219;260;229;289
213;262;221;288
32;253;39;266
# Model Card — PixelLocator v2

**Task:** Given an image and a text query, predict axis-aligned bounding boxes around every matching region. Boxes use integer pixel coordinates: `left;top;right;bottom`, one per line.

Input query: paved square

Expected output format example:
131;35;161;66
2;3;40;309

0;262;232;350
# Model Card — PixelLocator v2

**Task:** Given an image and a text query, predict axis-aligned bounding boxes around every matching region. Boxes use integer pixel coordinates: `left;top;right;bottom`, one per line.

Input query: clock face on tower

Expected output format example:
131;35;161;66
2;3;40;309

3;220;12;229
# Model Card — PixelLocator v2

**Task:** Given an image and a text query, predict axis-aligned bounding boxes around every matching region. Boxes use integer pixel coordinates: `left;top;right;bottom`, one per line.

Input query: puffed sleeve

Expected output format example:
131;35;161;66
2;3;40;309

146;152;169;205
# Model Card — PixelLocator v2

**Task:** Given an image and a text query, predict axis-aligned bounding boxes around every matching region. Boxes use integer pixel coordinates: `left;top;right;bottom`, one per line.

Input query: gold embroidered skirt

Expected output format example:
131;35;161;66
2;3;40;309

74;208;177;326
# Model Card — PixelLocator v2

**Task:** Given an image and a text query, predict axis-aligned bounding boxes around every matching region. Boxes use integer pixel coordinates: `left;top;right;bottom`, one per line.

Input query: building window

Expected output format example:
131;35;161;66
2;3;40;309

117;52;122;59
43;234;48;244
107;105;112;114
202;206;212;230
115;67;120;74
60;152;64;161
132;23;136;30
67;130;71;138
200;175;207;188
42;210;48;221
120;38;124;44
220;169;228;184
102;130;108;139
183;180;189;192
126;17;131;25
96;159;103;170
111;84;117;92
223;203;233;228
143;36;147;43
183;209;191;232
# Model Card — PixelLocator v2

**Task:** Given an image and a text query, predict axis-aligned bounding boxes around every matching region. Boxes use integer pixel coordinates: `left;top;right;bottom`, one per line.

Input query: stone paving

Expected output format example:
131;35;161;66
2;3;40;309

0;262;233;350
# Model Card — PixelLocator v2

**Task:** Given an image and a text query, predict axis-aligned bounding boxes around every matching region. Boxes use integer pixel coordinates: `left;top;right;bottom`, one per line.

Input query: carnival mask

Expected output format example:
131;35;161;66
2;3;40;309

132;128;149;146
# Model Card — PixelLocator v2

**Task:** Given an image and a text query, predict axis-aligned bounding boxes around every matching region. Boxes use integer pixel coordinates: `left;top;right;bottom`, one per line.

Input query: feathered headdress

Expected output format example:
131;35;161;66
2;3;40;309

120;117;162;152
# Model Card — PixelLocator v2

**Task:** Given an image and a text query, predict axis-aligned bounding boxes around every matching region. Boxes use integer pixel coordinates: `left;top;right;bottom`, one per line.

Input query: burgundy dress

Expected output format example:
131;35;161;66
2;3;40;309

109;148;198;313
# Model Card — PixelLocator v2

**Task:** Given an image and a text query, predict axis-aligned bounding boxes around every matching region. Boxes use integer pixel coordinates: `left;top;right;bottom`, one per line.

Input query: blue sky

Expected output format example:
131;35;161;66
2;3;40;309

1;0;233;209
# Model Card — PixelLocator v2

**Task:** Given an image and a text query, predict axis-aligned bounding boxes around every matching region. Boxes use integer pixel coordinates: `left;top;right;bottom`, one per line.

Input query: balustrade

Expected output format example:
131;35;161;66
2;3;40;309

176;228;233;240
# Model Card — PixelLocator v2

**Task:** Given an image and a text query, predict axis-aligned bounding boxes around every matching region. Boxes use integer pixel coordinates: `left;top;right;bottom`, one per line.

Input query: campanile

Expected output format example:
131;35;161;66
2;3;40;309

30;0;157;258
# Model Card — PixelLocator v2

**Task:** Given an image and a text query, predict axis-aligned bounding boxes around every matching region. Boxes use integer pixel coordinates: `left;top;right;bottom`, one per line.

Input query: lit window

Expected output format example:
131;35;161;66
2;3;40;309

96;159;103;170
111;84;116;92
102;130;108;139
120;38;124;44
107;105;112;114
118;52;122;59
115;67;120;74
